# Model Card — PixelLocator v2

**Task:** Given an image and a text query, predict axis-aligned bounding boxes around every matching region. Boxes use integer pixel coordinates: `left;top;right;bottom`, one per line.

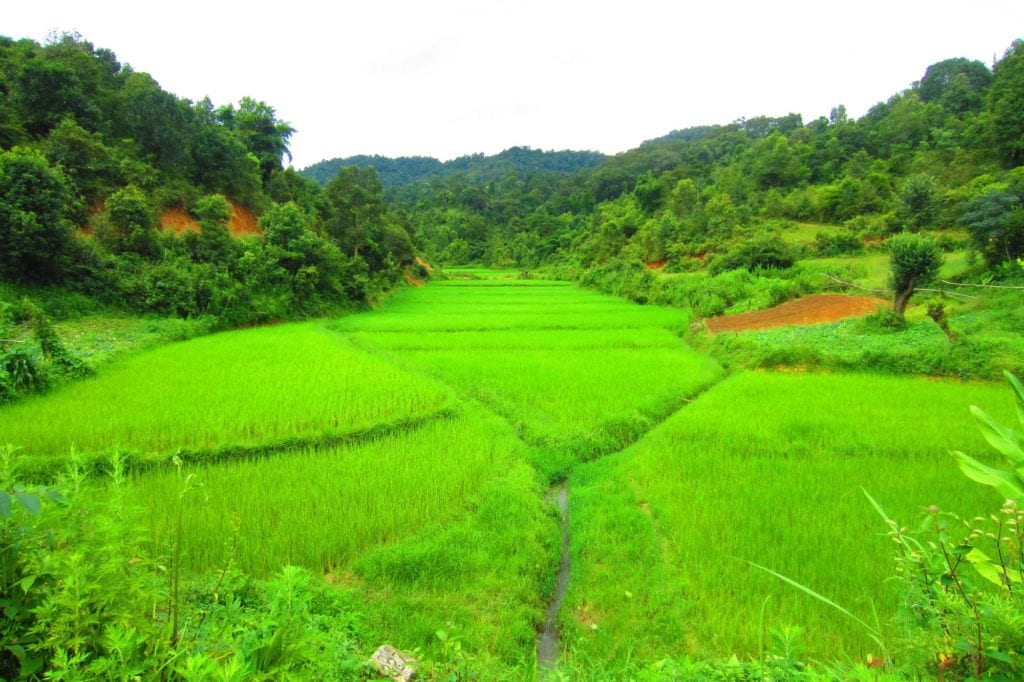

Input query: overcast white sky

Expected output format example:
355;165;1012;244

6;1;1024;168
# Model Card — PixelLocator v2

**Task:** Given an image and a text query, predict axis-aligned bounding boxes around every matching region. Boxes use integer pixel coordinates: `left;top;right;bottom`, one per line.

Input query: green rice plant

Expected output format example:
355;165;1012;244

334;282;690;332
128;405;524;577
391;347;723;468
337;280;716;479
354;459;559;674
441;268;525;280
346;328;686;352
0;322;453;461
562;370;1015;667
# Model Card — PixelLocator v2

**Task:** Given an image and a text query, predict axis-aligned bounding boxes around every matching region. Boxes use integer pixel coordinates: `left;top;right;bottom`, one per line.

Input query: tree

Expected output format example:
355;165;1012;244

959;183;1024;267
116;72;192;173
12;56;101;136
188;117;262;202
895;173;941;231
888;232;943;319
44;117;118;207
99;185;159;257
988;40;1024;167
749;132;806;189
917;57;991;113
218;97;295;182
0;148;72;282
324;166;387;263
192;194;235;264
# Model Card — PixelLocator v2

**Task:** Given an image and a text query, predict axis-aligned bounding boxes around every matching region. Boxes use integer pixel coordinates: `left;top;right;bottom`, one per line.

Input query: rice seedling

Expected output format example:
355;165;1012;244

129;404;525;577
562;370;1015;668
338;280;719;475
334;281;690;332
0;322;453;461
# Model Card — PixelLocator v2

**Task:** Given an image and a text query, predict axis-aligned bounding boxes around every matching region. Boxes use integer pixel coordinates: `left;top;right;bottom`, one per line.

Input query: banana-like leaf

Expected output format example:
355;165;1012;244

952;450;1024;502
1005;371;1024;427
970;406;1024;465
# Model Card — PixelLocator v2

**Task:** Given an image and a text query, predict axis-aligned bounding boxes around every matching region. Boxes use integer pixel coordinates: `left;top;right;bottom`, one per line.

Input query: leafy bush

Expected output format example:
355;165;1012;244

0;449;365;679
887;232;943;318
878;373;1024;678
814;231;863;256
707;236;797;274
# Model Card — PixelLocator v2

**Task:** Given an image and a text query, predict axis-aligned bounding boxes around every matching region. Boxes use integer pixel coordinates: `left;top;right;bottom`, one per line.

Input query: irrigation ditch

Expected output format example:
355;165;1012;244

341;319;732;673
533;371;729;673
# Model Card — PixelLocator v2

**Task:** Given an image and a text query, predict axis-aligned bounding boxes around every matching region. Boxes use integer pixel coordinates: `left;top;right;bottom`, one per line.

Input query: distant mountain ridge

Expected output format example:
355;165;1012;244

300;146;607;187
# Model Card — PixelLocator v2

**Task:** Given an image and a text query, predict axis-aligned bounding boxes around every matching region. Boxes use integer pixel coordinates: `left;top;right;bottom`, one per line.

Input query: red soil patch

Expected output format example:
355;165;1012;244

415;256;434;272
706;294;886;334
160;207;199;234
228;202;261;237
645;260;666;270
158;201;263;238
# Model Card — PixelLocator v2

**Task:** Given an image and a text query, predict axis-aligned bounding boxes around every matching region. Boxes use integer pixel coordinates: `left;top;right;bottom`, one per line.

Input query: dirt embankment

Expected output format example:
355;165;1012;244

159;201;262;238
706;294;886;333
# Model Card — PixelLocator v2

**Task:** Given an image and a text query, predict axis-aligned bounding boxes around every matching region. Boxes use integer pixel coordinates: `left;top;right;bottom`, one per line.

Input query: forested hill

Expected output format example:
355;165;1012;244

389;44;1024;271
301;146;607;188
0;33;422;328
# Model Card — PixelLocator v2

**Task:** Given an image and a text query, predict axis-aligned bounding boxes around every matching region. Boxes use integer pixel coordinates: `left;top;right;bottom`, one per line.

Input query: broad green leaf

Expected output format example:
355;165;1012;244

14;492;41;515
952;451;1024;502
970;406;1024;464
965;548;1006;587
1005;371;1024;427
0;492;10;518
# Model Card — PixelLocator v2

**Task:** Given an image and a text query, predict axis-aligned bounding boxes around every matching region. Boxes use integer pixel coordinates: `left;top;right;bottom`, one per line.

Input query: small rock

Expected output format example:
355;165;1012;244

368;644;417;681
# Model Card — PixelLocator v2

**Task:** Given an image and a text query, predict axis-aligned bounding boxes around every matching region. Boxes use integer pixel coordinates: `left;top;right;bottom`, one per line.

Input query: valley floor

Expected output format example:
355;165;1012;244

5;271;1017;679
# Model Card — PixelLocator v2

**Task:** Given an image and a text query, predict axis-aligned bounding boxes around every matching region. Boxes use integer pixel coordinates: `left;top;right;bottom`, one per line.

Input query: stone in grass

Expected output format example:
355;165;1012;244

368;644;417;681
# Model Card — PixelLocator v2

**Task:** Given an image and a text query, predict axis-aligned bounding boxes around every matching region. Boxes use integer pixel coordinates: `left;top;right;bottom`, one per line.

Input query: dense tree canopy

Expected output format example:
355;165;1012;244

0;147;72;282
0;32;417;323
2;30;1023;329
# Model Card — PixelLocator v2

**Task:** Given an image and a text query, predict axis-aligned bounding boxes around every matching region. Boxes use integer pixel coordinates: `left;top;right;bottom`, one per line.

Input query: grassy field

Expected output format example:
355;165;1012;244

334;280;690;333
53;314;215;368
562;370;1014;669
805;250;970;291
0;322;453;463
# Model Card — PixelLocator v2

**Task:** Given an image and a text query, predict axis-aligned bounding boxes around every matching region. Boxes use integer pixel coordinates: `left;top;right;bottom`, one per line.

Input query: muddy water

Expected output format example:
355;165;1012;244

537;483;570;671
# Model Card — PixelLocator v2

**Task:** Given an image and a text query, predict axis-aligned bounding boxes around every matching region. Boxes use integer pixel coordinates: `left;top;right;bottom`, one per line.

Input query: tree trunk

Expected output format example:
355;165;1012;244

893;279;915;318
927;302;957;342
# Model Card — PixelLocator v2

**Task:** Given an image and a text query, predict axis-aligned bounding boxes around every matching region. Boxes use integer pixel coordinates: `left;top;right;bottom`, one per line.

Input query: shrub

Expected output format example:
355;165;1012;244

707;236;796;275
887;232;943;318
814;231;863;257
0;147;73;283
880;373;1024;678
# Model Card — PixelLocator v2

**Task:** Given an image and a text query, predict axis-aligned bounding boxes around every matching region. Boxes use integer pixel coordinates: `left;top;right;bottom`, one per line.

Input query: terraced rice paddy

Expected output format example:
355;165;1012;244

341;280;723;477
0;322;453;462
4;271;1016;676
563;371;1013;665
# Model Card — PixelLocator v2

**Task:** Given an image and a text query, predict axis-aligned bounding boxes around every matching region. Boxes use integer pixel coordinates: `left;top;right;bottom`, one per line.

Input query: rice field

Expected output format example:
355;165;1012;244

0;322;453;461
340;281;721;476
129;405;528;577
6;270;1017;676
563;370;1015;666
333;280;690;332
